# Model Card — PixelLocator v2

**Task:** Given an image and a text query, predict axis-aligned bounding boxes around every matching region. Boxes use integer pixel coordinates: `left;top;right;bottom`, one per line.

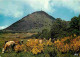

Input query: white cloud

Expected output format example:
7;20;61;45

23;0;53;12
0;0;80;18
51;0;80;13
0;0;53;18
0;0;24;18
0;25;8;30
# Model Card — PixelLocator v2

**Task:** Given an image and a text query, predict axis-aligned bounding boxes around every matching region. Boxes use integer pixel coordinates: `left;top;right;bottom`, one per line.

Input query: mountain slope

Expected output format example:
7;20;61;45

5;11;55;32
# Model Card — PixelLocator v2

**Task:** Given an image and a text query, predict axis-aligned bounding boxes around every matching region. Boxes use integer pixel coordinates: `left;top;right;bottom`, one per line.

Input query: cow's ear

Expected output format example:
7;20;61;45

5;41;8;44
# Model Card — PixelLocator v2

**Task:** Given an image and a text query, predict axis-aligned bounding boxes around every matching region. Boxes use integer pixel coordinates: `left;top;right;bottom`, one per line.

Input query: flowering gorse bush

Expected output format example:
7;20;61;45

54;35;80;53
26;38;53;54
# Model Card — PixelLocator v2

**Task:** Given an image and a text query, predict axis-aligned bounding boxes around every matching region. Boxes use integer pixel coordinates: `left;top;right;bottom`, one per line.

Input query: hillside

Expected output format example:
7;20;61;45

5;11;55;32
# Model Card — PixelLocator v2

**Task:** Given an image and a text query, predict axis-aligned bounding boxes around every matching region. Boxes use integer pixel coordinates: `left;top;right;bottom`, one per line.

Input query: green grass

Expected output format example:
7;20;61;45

0;51;45;57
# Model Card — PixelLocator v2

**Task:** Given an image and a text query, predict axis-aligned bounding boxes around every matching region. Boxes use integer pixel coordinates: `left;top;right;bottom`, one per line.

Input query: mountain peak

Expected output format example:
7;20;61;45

31;11;55;19
33;11;46;13
5;11;55;33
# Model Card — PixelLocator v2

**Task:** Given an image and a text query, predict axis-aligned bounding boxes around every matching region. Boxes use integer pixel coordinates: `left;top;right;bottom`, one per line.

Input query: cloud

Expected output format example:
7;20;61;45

0;0;24;18
51;0;80;13
0;0;53;18
0;0;80;18
23;0;53;12
0;25;8;30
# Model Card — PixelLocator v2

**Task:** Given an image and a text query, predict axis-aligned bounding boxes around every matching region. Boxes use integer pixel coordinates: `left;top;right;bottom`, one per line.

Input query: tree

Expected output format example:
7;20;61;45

69;16;80;35
39;29;51;39
51;18;69;38
78;15;80;35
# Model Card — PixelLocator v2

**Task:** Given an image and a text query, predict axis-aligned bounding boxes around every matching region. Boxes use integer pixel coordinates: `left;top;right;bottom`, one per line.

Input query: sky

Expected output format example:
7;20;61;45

0;0;80;30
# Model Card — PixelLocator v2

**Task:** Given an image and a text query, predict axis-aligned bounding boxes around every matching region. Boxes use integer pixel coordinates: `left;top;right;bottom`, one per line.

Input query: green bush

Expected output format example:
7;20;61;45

32;29;51;39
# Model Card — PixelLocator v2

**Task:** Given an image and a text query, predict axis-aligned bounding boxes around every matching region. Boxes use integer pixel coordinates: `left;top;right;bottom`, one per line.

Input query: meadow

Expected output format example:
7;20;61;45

0;33;80;57
0;33;55;57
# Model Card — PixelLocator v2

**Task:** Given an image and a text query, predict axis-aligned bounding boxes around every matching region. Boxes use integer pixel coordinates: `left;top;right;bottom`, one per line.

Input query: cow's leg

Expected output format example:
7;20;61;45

12;44;15;51
2;48;5;53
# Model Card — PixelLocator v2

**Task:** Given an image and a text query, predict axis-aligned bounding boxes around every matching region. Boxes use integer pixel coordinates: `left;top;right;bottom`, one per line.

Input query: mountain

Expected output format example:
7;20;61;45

5;11;55;33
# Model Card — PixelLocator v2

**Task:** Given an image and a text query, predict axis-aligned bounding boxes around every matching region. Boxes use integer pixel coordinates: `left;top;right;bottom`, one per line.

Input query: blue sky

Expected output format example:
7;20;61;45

0;0;80;30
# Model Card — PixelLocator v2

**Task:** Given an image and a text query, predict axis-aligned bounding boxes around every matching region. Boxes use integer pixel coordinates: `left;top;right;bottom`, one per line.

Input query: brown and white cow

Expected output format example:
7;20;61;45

2;41;15;53
2;40;23;53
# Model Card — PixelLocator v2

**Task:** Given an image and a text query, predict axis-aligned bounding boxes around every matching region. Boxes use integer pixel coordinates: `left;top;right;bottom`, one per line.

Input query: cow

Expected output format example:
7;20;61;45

2;41;15;53
2;40;23;53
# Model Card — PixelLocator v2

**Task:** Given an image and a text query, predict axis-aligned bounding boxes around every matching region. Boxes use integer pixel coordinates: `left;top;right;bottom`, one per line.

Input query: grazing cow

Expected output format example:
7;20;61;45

2;40;23;53
2;41;15;53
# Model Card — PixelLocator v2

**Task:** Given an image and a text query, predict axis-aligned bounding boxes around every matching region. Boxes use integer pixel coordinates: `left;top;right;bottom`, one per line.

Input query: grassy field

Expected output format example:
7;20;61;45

0;33;53;57
0;32;37;49
0;33;35;56
0;33;79;57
